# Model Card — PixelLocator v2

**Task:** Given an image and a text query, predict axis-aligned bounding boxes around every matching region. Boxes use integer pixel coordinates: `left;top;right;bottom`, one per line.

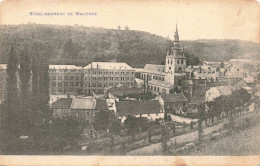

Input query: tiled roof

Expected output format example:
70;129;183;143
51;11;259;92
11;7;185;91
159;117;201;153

95;98;109;110
186;65;216;73
148;79;174;88
83;62;133;70
49;65;82;70
214;86;232;96
107;85;142;93
144;64;165;73
116;100;162;117
161;93;188;103
52;98;73;109
71;97;96;110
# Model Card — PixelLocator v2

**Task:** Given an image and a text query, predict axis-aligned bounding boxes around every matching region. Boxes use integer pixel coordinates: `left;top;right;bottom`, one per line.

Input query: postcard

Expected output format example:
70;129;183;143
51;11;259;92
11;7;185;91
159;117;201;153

0;0;259;165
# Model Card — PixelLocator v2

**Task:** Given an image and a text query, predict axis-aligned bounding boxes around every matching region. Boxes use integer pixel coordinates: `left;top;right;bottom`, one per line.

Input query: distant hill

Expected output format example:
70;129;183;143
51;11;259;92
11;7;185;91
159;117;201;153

0;24;259;68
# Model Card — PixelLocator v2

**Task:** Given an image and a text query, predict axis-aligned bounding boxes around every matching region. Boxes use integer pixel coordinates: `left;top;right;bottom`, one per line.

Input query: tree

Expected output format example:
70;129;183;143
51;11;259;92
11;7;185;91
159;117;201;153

5;47;19;134
18;47;33;132
93;110;111;131
124;115;139;134
184;50;201;66
108;120;122;135
31;44;40;115
38;55;50;117
63;38;79;60
34;117;81;152
117;25;121;31
0;47;20;153
197;103;205;143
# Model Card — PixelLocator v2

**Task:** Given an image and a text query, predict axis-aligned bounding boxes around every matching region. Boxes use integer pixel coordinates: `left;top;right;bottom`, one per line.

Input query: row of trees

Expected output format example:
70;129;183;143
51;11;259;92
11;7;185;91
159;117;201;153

205;88;251;124
0;46;81;154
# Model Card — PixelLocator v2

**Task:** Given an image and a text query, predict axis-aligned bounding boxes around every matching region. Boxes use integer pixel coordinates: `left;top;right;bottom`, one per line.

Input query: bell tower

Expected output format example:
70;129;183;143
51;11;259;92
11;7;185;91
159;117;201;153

165;24;187;86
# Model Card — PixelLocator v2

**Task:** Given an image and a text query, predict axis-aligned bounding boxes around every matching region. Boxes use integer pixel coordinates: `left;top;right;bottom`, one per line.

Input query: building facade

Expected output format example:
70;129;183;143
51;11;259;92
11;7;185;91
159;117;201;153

49;65;84;95
83;62;135;95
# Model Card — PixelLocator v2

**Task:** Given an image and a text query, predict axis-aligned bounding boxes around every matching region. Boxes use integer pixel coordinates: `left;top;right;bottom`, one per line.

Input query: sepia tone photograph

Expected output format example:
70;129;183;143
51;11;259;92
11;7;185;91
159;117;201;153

0;0;259;165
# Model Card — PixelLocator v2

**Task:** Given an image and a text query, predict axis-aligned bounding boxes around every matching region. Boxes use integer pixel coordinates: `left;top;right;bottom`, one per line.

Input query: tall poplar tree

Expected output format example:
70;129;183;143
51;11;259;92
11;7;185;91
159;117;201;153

5;47;19;134
31;44;40;115
18;46;33;131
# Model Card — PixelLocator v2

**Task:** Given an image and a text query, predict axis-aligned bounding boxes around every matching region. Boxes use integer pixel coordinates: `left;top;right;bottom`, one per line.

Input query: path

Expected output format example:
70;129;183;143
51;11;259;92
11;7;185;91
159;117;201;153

127;103;256;155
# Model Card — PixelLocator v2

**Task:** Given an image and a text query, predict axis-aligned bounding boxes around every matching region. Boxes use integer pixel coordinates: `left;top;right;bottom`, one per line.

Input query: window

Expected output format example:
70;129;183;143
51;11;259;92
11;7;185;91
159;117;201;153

76;82;79;86
51;76;56;80
58;76;62;80
181;59;183;64
169;67;171;70
70;76;74;80
58;82;62;86
70;82;74;87
64;82;68;87
171;59;173;64
51;82;56;87
64;76;68;80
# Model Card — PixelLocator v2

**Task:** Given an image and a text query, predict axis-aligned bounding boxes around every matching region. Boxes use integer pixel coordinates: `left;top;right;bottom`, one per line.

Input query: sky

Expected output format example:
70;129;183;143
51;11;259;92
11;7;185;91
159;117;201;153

0;0;259;43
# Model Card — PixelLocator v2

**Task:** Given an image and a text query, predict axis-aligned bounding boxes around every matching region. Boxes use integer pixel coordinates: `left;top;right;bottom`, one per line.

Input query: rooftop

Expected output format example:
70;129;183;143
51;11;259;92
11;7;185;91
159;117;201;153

71;97;96;110
116;100;162;117
83;62;133;70
49;65;82;70
148;79;174;88
214;86;232;96
52;98;73;109
143;64;165;73
161;93;188;103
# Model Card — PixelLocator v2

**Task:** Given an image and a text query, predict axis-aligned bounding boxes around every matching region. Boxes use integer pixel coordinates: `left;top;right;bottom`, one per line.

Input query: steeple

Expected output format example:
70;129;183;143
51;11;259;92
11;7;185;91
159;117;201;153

174;24;179;42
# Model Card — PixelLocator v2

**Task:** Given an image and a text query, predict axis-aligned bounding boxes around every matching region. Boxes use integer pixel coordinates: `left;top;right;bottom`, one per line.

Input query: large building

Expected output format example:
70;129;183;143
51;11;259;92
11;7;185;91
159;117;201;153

49;65;84;95
137;25;187;94
0;62;136;104
83;62;136;95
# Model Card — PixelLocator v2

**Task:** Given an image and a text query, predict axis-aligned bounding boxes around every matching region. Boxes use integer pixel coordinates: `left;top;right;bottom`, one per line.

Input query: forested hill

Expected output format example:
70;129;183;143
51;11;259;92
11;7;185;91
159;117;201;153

0;24;259;68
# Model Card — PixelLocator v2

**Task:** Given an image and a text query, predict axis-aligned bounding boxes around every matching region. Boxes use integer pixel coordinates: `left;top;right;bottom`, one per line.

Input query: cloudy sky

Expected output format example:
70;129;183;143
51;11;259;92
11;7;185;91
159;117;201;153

0;0;259;43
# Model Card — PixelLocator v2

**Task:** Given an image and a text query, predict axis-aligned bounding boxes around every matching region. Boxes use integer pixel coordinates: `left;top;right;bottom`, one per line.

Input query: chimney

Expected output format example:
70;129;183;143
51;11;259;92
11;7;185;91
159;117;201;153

97;63;99;68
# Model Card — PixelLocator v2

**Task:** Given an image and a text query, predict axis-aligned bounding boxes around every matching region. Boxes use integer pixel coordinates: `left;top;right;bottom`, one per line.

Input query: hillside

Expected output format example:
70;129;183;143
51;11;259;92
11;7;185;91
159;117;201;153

0;24;259;68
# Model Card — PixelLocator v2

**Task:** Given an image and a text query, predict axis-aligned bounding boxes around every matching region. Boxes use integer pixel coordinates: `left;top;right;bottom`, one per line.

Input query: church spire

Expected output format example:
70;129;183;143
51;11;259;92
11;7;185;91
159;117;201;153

174;24;179;42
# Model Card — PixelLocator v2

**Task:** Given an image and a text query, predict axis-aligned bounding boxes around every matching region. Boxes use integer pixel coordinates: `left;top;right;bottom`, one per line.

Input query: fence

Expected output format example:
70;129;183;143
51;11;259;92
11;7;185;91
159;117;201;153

78;101;257;155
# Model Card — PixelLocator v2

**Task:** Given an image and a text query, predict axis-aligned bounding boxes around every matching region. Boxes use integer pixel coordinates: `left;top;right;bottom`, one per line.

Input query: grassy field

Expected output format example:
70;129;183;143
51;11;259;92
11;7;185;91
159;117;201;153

179;115;260;156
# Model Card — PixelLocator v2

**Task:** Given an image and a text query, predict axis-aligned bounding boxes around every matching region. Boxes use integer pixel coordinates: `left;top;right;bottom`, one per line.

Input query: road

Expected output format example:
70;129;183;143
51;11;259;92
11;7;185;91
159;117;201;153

127;103;256;155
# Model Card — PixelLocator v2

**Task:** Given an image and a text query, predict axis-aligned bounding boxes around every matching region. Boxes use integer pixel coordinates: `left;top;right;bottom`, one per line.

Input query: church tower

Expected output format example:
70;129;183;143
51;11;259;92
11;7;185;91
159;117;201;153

165;24;186;86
